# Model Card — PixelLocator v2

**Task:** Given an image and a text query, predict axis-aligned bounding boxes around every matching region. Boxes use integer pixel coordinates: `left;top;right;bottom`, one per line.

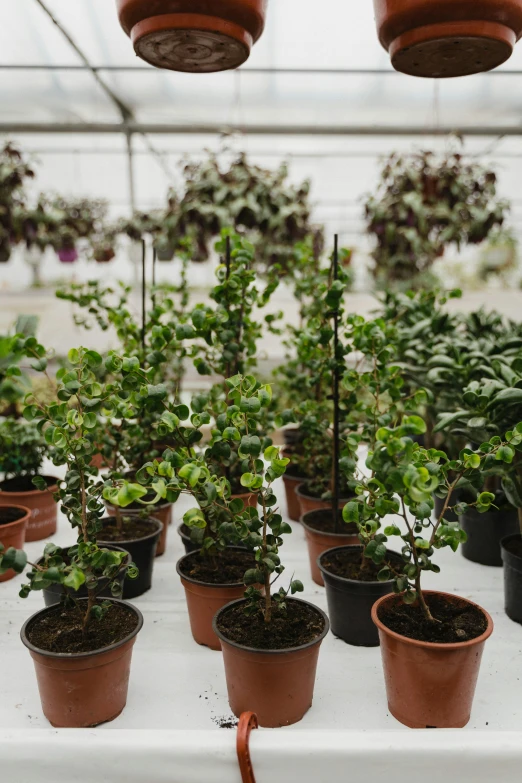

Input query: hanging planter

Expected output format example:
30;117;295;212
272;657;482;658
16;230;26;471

57;247;78;264
94;247;116;264
156;244;176;262
373;0;522;78
115;0;268;73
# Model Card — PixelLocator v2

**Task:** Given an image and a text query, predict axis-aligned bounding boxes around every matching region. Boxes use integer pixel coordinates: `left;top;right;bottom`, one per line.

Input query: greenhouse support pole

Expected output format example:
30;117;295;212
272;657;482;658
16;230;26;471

141;239;146;351
152;247;157;308
332;234;340;534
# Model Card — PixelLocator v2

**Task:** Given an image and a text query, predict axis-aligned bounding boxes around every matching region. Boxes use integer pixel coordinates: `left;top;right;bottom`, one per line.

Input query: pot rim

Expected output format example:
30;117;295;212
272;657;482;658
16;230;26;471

371;590;494;651
318;544;397;586
295;483;352;503
0;475;59;496
501;533;522;560
213;596;330;655
176;546;250;588
0;504;31;530
20;597;144;660
98;515;163;545
301;510;359;537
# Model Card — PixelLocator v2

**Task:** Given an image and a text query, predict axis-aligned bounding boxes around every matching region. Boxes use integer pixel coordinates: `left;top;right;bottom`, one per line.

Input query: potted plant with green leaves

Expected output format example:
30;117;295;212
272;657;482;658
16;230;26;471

0;418;59;541
1;340;145;728
363;423;516;727
208;375;330;728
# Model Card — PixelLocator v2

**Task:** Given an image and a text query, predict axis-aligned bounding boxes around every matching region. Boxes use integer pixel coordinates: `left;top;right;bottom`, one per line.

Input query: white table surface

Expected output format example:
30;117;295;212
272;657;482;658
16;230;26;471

1;464;522;782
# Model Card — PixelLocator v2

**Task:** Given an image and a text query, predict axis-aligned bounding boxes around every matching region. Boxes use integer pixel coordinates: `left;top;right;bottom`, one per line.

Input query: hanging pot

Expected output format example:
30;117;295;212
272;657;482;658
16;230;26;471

373;0;522;78
460;505;519;566
0;505;30;582
21;598;143;728
301;509;359;586
156;245;175;262
115;0;268;73
318;545;398;646
372;591;493;728
0;476;58;542
501;533;522;624
98;516;162;599
213;597;329;728
0;241;11;264
57;247;78;264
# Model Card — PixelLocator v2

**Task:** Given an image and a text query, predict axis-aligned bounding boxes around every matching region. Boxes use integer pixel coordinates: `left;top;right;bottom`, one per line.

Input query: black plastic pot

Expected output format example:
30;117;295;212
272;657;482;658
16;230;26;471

177;523;200;554
461;507;519;567
318;545;396;647
98;517;162;599
433;492;459;523
41;545;131;608
501;533;522;624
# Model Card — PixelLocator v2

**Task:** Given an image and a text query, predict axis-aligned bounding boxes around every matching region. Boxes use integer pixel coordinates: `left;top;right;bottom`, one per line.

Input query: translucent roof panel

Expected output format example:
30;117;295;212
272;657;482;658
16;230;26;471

0;0;521;132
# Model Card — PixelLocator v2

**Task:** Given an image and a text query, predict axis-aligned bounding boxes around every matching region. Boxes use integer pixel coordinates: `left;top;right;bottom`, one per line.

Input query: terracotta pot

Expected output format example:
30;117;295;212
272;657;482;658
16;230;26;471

176;548;248;650
282;473;305;522
231;491;257;509
105;501;171;557
21;599;143;728
372;591;493;728
301;510;359;586
373;0;522;78
296;484;350;518
98;517;162;599
0;505;30;582
115;0;268;73
0;476;58;542
213;597;329;728
90;453;110;470
41;545;131;607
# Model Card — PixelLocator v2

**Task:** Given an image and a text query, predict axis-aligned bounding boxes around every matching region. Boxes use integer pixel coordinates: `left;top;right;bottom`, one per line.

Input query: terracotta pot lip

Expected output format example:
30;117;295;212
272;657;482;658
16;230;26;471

98;515;163;545
176;546;248;588
0;504;31;529
212;596;330;655
318;545;397;586
371;590;494;650
501;533;522;561
300;511;358;537
295;483;352;503
20;597;144;660
0;475;59;495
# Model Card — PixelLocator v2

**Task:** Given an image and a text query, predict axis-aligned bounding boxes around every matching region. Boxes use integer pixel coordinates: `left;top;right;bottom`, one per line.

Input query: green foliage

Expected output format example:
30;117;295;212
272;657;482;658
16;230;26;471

0;418;46;477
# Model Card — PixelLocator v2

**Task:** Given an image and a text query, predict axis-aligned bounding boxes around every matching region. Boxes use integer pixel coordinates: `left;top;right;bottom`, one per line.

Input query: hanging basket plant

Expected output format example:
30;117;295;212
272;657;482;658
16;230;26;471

373;0;522;78
115;0;268;73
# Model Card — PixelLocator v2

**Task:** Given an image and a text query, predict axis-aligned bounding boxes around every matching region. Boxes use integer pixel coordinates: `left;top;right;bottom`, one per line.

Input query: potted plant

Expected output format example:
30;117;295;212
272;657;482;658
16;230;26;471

0;504;30;582
373;0;522;78
357;423;513;727
210;375;329;728
0;418;59;541
364;148;508;287
0;142;35;265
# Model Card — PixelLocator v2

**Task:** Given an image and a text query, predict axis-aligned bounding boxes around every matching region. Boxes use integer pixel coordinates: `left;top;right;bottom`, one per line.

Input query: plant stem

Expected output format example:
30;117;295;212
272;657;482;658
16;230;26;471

261;491;272;624
400;498;438;623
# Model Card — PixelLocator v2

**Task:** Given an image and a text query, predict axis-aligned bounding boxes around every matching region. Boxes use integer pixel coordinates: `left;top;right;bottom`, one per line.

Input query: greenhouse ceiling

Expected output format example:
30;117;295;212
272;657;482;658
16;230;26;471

2;0;522;137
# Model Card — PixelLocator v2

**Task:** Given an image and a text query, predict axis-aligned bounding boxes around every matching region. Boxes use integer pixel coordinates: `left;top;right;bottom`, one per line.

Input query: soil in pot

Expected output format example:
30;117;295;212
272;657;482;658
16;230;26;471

0;505;30;582
319;546;401;646
105;496;170;556
0;475;58;542
22;599;143;728
98;516;161;599
41;545;130;608
461;503;519;566
372;591;493;728
301;509;359;586
501;533;522;624
213;597;329;727
177;548;256;650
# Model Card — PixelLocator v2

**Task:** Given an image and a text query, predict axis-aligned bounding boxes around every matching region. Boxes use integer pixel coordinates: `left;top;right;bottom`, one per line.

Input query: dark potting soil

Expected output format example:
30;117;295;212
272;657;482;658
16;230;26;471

179;549;256;584
0;506;26;525
321;548;402;582
27;602;138;654
504;536;522;559
217;600;325;650
378;593;488;643
99;516;157;542
304;509;358;536
0;475;56;493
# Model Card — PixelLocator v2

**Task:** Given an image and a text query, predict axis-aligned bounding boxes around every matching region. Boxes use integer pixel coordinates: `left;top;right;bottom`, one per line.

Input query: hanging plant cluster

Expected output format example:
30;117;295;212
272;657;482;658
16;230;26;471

364;147;509;286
